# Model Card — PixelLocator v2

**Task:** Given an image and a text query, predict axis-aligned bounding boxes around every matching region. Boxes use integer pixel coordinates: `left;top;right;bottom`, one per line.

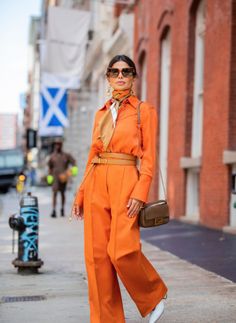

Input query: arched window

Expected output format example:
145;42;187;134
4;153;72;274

191;0;205;158
139;52;147;101
185;0;205;220
159;28;171;199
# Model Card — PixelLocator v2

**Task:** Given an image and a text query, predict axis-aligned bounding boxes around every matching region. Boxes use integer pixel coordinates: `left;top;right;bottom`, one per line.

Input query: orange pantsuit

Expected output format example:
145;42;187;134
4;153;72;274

74;96;168;322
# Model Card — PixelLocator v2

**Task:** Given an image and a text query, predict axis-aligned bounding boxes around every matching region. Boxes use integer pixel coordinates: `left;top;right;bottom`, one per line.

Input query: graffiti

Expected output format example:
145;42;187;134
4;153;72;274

19;206;39;262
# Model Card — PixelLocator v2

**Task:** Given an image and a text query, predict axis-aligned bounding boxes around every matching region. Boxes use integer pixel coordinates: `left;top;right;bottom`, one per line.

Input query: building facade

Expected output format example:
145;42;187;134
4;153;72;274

63;1;135;187
133;0;236;230
37;0;134;189
0;114;17;150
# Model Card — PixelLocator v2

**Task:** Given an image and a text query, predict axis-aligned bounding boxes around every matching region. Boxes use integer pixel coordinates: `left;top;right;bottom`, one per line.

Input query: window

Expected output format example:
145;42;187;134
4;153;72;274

139;52;147;101
191;0;205;158
159;29;171;199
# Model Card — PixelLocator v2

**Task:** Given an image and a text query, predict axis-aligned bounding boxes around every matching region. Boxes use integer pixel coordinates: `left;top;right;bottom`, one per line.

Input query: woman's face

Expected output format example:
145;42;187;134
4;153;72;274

107;61;135;91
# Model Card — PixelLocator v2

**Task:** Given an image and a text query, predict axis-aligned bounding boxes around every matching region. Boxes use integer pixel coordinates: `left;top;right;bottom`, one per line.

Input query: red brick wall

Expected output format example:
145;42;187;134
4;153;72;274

200;0;232;228
134;0;233;229
229;0;236;150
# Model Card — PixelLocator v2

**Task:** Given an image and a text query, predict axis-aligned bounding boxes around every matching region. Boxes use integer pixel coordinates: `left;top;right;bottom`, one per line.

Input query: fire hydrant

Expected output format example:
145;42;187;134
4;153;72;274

9;192;43;273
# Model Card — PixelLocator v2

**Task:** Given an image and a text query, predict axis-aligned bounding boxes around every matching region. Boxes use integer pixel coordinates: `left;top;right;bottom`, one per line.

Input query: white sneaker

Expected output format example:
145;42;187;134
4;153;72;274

149;299;164;323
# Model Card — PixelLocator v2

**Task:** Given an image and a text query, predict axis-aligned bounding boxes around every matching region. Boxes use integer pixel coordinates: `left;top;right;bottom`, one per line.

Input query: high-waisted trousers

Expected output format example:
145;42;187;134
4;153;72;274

83;163;168;323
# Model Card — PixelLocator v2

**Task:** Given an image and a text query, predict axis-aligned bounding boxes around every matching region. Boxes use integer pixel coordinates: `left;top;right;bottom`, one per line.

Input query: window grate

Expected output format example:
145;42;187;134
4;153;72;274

1;295;46;303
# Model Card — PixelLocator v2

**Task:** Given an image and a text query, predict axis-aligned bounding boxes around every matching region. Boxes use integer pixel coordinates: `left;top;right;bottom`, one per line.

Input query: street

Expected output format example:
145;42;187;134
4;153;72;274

141;219;236;283
0;187;236;323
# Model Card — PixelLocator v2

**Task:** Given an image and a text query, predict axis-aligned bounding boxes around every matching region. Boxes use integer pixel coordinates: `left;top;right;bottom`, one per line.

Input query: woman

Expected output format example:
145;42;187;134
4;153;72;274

72;54;168;323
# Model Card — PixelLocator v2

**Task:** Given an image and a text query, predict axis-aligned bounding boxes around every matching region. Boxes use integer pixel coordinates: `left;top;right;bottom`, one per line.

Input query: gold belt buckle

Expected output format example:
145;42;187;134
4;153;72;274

98;157;108;164
154;217;161;225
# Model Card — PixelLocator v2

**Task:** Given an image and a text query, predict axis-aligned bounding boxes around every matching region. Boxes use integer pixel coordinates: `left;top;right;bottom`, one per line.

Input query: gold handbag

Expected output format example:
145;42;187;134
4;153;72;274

136;102;170;228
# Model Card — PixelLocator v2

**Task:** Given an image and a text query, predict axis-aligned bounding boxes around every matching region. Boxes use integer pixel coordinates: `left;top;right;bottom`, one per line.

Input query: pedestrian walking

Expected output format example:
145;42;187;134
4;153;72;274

72;55;168;323
48;138;76;218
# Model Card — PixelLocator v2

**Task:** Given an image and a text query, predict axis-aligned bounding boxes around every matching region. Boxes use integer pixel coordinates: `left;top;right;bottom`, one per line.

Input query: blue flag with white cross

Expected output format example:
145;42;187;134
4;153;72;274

39;87;68;136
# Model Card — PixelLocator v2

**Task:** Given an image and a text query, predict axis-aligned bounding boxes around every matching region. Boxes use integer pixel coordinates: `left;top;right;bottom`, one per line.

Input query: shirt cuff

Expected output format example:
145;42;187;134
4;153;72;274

74;188;84;207
130;174;152;203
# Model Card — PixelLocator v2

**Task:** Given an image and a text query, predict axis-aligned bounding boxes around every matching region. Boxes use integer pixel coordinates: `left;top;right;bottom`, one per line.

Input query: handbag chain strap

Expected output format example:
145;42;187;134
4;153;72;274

137;101;167;200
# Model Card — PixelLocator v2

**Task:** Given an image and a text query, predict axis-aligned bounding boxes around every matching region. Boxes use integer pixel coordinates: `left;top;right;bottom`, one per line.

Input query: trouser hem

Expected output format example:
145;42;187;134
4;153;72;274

141;286;168;317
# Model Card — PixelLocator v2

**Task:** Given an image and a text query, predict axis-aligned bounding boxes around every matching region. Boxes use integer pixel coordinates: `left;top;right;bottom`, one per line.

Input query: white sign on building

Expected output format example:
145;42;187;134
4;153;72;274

0;114;17;149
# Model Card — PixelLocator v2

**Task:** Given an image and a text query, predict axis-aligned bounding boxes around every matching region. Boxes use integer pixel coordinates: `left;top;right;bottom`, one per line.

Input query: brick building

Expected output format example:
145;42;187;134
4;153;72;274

39;0;134;191
133;0;236;230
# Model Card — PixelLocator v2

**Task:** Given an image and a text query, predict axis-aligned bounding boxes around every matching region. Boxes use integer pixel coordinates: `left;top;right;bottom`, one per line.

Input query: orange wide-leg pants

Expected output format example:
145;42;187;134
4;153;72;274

83;163;168;323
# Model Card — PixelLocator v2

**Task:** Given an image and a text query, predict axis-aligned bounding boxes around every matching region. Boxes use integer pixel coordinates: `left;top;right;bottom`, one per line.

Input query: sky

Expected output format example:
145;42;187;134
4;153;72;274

0;0;41;114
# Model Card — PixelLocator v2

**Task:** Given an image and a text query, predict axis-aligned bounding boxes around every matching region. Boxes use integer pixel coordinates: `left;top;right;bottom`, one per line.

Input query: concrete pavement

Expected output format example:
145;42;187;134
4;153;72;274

0;187;236;323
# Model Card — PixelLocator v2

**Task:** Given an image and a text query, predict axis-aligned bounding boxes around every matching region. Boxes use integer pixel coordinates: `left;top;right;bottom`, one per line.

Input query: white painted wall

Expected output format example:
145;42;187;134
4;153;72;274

186;169;200;220
230;164;236;226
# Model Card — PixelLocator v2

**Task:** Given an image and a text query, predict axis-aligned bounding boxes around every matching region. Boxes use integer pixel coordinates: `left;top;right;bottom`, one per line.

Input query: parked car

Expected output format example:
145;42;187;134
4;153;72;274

0;148;25;193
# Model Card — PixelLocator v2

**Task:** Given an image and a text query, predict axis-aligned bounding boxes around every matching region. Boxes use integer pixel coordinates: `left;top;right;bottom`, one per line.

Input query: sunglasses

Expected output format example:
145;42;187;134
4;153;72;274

106;67;135;78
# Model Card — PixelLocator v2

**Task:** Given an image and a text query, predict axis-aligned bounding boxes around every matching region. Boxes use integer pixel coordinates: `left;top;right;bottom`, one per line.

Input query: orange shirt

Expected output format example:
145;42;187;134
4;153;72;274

75;95;157;206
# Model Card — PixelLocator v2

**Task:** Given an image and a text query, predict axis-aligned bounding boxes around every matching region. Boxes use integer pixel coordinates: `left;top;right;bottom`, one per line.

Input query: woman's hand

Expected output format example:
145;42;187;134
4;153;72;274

72;204;84;220
127;198;144;218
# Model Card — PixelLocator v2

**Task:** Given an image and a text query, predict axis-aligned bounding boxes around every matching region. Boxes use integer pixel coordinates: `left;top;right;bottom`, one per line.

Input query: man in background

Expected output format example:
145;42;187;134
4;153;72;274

48;138;76;218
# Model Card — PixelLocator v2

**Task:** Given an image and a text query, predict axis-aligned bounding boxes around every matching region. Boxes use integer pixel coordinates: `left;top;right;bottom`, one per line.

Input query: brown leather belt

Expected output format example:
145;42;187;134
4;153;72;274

91;152;137;165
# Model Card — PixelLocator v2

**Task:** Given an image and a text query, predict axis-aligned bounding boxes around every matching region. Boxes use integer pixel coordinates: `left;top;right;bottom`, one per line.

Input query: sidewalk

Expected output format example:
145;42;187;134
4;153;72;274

0;187;236;323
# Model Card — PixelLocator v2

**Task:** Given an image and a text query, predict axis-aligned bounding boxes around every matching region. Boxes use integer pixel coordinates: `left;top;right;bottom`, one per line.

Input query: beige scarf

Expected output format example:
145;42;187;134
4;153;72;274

98;89;131;151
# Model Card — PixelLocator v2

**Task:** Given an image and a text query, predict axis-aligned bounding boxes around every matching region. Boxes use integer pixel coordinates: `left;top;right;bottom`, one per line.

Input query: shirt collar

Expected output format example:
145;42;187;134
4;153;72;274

99;95;139;111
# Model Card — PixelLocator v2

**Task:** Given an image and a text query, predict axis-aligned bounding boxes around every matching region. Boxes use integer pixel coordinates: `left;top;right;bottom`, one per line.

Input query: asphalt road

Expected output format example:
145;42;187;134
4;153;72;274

141;219;236;283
